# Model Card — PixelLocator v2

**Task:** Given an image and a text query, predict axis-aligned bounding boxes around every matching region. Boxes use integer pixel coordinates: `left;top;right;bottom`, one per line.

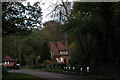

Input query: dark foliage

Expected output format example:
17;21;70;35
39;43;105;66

64;2;120;67
2;68;8;76
2;2;42;35
41;42;51;63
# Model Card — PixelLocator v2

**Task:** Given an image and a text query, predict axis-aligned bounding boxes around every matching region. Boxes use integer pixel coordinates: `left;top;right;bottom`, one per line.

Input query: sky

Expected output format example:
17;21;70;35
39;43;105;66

22;0;73;23
22;0;119;24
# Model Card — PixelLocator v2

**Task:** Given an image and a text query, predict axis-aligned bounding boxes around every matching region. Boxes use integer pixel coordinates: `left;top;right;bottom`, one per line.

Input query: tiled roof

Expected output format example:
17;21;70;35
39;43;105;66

49;41;69;56
3;56;16;62
57;42;68;50
50;42;59;55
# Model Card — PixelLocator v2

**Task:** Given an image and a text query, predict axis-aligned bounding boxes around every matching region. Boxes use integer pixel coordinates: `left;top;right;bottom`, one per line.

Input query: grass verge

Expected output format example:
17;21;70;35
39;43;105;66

2;73;45;80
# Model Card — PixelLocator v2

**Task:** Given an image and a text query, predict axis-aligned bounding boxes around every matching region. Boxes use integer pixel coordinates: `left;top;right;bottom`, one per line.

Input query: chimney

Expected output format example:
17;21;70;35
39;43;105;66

54;40;58;48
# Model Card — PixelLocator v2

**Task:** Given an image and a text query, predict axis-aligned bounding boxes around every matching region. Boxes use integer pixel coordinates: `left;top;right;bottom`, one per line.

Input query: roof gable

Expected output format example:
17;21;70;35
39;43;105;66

3;56;16;62
49;41;68;55
50;42;59;54
57;42;68;50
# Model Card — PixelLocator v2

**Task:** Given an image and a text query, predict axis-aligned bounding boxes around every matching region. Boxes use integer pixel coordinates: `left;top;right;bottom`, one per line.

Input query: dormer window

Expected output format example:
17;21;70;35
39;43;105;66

66;51;68;53
60;50;64;54
60;51;62;54
59;50;68;54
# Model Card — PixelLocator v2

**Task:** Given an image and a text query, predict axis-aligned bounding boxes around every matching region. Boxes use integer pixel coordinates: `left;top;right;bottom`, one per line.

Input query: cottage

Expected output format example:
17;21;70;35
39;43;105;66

49;38;70;64
3;56;16;69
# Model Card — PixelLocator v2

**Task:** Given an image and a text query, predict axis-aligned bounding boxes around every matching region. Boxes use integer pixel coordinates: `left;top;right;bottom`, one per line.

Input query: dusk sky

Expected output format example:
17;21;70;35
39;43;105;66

22;0;73;23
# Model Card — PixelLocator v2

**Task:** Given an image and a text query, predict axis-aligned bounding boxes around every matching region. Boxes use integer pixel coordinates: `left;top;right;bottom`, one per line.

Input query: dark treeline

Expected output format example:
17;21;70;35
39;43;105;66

64;2;120;67
2;20;64;66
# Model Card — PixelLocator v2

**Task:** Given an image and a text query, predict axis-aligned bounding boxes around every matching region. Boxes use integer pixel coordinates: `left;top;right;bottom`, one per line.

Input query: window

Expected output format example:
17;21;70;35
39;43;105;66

61;57;63;62
56;58;59;61
66;51;68;53
60;51;62;54
60;50;68;54
4;62;7;64
7;62;9;64
56;58;63;62
4;62;9;64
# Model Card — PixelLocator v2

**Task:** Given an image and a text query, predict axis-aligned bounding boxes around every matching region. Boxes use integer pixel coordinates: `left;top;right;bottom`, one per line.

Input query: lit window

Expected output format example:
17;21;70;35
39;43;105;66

60;51;68;54
60;51;64;54
60;51;62;54
57;58;62;62
4;62;7;64
59;58;61;62
61;57;63;62
66;51;68;53
56;58;58;61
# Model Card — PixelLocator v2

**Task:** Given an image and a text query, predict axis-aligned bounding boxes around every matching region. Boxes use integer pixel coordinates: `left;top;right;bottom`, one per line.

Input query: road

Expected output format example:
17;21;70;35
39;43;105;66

8;69;88;80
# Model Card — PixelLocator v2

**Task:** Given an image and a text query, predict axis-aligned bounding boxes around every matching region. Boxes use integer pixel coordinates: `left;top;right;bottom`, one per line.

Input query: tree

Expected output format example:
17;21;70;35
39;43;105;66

42;21;65;42
46;0;71;23
36;55;42;64
64;2;120;66
2;2;42;35
32;57;36;65
26;2;42;29
2;2;30;35
2;1;42;63
21;54;26;66
41;42;51;63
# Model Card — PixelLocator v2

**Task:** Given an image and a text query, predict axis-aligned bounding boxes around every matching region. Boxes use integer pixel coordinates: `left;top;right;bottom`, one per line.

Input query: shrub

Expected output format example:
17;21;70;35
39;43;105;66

32;64;44;69
47;63;67;69
2;68;8;76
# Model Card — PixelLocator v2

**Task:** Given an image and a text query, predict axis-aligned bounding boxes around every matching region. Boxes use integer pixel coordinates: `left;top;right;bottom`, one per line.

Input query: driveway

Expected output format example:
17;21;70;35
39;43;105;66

8;69;88;80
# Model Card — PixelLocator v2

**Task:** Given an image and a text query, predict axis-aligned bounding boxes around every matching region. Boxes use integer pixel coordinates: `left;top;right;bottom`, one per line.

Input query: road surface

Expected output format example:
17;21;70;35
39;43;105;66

8;69;88;80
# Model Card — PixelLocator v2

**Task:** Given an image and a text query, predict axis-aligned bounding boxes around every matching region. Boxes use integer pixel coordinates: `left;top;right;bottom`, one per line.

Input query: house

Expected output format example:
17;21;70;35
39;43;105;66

3;56;16;69
49;38;70;64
